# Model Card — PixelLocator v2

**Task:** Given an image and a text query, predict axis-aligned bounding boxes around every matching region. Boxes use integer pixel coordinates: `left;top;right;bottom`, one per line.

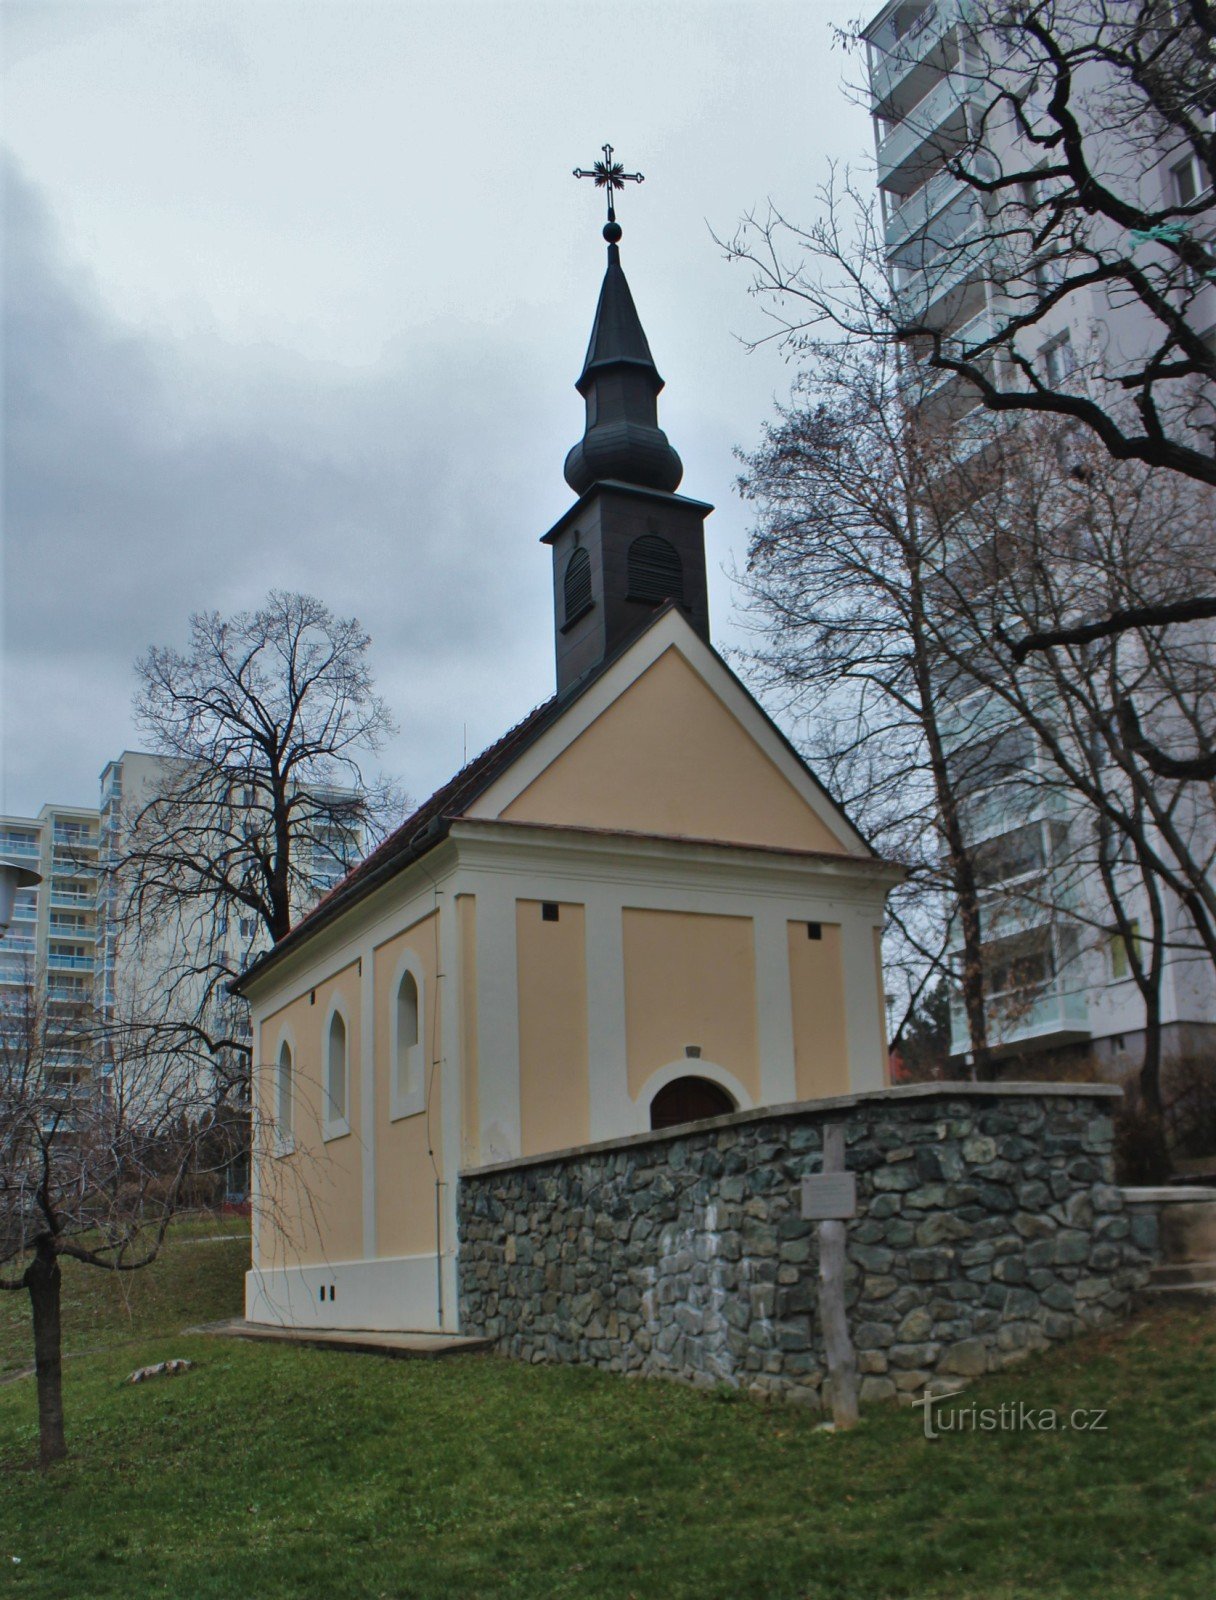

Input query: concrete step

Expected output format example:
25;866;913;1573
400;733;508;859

1149;1259;1216;1287
187;1318;495;1359
1138;1281;1216;1307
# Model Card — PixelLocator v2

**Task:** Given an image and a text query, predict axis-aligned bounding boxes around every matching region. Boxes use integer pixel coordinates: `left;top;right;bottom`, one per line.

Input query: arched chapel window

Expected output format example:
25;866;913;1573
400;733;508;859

627;535;683;606
564;547;593;625
325;1010;348;1129
395;970;420;1104
276;1039;293;1142
649;1075;735;1131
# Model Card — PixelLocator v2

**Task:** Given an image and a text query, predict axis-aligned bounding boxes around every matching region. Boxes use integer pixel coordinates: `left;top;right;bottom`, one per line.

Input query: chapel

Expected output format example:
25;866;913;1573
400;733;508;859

237;186;902;1333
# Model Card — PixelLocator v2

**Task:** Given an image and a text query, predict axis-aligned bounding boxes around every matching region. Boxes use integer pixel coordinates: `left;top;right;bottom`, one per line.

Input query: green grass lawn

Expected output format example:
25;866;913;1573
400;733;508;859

1;1230;1213;1600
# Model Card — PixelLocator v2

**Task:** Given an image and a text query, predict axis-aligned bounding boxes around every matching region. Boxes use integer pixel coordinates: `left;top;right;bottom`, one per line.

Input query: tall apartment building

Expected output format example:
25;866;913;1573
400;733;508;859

99;751;364;1050
862;0;1216;1073
0;803;101;1085
0;756;363;1093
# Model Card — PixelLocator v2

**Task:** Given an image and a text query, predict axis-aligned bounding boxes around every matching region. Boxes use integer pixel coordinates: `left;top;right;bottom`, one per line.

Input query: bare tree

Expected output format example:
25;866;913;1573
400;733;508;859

921;418;1216;1129
738;339;1215;1125
0;976;230;1466
736;341;1001;1073
727;0;1216;488
112;592;401;1094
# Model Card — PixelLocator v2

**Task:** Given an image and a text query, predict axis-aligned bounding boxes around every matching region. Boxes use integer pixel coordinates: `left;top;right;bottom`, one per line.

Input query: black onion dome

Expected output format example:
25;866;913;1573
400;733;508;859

563;241;684;495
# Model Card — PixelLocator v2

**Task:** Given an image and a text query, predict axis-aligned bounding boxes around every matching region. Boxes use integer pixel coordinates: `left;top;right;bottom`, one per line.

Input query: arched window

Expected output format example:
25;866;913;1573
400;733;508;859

627;535;683;606
563;547;593;625
275;1039;293;1146
396;971;420;1100
325;1009;348;1133
390;960;426;1120
649;1075;735;1131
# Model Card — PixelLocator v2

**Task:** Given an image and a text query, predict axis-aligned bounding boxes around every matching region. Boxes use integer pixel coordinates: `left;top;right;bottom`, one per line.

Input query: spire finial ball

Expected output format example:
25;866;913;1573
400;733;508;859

603;219;622;244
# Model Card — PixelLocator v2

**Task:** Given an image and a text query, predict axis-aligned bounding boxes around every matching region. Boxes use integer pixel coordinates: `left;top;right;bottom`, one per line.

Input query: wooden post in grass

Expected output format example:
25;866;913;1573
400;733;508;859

801;1122;859;1430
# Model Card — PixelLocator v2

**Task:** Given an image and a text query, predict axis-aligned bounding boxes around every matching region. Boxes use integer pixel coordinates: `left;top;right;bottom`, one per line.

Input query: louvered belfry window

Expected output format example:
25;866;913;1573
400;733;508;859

627;534;683;605
564;546;593;624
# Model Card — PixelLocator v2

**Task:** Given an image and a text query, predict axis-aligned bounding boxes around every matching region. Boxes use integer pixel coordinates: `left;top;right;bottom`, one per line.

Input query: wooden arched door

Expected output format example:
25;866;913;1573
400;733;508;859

649;1075;736;1131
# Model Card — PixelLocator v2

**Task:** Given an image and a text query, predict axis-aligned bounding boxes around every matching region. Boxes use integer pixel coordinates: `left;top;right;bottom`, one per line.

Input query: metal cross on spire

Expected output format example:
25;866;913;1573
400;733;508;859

573;143;644;237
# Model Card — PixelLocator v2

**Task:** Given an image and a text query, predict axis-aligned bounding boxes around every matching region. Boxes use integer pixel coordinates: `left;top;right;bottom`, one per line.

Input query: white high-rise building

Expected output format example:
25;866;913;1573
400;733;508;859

99;751;365;1061
0;803;101;1086
861;1;1216;1075
0;757;364;1097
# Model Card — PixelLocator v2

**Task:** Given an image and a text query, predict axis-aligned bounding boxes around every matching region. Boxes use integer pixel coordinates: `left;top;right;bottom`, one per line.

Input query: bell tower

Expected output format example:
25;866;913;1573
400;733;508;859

545;146;712;696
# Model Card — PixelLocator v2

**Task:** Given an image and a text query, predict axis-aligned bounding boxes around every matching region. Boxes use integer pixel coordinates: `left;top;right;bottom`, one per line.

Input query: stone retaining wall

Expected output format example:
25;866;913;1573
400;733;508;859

457;1084;1158;1407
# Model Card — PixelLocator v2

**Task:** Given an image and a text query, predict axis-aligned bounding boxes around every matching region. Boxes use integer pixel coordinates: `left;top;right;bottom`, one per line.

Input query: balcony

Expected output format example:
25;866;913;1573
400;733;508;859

47;952;95;971
898;304;1001;416
951;984;1090;1056
52;853;97;877
49;888;94;908
52;828;97;850
869;3;961;121
956;775;1066;849
48;918;96;939
877;70;993;190
894;226;991;329
0;833;40;858
46;984;92;1005
884;152;998;253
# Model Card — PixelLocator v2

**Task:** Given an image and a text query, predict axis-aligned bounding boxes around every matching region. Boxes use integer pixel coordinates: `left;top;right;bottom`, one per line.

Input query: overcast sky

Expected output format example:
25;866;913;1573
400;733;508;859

1;0;875;820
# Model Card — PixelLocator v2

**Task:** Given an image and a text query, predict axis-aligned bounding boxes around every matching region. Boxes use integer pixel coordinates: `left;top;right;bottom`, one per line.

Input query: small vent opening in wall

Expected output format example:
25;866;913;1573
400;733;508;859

807;922;822;940
542;902;560;922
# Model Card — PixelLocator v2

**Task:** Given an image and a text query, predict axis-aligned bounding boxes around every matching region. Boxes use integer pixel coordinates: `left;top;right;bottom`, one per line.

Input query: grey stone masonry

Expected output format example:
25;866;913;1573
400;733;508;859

457;1083;1157;1407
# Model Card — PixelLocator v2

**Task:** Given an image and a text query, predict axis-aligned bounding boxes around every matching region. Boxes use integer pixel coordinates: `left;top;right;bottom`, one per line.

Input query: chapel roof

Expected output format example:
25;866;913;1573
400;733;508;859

231;606;879;995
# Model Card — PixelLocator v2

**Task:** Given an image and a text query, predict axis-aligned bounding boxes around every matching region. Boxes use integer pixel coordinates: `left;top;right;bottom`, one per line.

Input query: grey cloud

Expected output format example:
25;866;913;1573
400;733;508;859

3;156;566;813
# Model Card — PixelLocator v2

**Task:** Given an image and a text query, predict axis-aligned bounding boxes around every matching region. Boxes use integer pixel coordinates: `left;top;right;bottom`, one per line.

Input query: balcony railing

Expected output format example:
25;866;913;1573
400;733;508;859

49;889;94;907
46;984;92;1003
870;2;960;115
894;225;991;325
898;303;999;402
877;70;993;186
47;953;95;971
951;983;1090;1054
0;834;41;858
52;829;97;849
52;853;97;875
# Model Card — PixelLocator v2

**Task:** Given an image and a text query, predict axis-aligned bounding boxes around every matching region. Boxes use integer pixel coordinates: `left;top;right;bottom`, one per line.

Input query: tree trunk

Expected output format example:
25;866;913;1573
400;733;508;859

903;548;991;1081
25;1238;67;1468
1137;991;1171;1181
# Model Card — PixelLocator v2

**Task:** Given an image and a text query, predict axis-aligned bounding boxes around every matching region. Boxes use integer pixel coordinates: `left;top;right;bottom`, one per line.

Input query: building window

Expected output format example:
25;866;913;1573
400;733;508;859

275;1040;293;1149
649;1076;735;1130
324;1008;349;1136
627;535;683;606
1172;153;1207;206
390;960;425;1119
1110;919;1140;981
563;547;593;627
1041;331;1076;387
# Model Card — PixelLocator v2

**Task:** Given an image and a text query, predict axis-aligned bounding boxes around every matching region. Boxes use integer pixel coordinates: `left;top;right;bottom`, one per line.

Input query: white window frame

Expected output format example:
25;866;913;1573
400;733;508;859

1171;152;1209;208
273;1029;295;1157
389;952;426;1121
1041;329;1076;387
322;1000;351;1141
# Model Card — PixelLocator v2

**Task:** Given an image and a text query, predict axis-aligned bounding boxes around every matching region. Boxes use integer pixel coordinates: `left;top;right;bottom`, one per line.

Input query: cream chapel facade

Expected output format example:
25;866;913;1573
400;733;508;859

236;211;904;1333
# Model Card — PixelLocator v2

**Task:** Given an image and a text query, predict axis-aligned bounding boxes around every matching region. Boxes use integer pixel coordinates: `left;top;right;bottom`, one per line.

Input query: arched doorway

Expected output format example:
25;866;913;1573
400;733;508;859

649;1075;736;1131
